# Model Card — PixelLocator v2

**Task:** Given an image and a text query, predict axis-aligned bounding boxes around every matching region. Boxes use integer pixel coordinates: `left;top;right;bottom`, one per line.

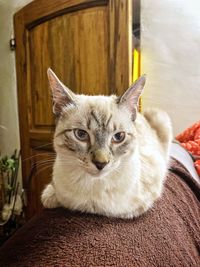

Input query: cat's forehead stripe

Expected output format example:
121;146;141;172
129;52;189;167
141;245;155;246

90;110;101;127
90;110;113;130
105;114;112;128
87;118;91;130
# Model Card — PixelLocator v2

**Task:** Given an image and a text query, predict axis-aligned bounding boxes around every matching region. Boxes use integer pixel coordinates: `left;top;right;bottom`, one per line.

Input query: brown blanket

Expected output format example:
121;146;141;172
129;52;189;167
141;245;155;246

0;158;199;267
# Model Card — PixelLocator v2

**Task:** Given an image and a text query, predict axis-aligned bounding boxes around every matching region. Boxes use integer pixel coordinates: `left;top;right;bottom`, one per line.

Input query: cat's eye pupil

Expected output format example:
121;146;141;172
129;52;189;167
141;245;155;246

74;129;89;141
112;132;125;143
77;130;86;138
115;133;122;140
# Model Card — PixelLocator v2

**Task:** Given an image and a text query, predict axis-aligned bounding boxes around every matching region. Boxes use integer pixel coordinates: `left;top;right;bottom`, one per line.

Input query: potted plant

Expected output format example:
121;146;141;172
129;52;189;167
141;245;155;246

0;150;24;244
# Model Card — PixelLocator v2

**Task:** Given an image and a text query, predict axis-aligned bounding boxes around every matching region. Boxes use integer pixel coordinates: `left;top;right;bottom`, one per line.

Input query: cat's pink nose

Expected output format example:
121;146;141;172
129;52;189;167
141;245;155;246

92;161;108;170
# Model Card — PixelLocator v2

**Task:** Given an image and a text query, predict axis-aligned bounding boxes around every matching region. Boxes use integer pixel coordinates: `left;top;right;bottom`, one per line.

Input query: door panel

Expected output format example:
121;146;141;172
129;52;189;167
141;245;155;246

14;0;132;218
29;6;109;128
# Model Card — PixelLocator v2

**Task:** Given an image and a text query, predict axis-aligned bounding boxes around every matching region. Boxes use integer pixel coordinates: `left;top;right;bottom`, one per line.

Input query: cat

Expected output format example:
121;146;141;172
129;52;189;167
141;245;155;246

41;68;172;218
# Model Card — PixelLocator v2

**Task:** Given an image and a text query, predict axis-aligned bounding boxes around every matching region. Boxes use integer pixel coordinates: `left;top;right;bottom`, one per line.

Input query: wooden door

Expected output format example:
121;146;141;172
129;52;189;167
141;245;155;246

14;0;132;218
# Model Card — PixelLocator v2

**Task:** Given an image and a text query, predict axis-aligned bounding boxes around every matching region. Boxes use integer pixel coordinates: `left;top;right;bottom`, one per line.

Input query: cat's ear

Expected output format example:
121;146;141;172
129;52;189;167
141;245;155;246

47;68;76;115
118;75;146;116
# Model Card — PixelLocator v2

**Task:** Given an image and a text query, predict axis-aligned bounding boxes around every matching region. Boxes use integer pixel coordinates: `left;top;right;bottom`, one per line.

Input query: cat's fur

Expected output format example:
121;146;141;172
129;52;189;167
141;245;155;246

41;69;172;218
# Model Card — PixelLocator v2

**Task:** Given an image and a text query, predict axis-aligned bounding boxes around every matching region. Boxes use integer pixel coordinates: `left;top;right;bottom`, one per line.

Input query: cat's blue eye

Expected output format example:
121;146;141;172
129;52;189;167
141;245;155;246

112;132;125;143
74;129;89;142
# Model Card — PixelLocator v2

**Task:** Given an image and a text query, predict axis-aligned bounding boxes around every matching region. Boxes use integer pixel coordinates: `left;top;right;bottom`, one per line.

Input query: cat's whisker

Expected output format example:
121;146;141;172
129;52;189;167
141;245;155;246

29;160;56;175
31;159;56;166
23;152;56;162
55;158;82;165
34;165;54;177
67;176;83;186
33;163;54;170
32;142;54;150
56;161;77;166
35;158;56;162
36;163;53;170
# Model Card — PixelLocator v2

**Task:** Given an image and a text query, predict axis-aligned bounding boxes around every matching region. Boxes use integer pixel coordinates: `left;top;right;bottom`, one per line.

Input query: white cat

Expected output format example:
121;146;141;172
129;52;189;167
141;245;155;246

41;69;172;218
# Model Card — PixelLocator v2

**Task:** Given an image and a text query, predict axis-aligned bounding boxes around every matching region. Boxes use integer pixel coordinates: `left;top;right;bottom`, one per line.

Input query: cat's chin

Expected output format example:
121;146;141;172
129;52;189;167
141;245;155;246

84;168;110;179
84;162;120;180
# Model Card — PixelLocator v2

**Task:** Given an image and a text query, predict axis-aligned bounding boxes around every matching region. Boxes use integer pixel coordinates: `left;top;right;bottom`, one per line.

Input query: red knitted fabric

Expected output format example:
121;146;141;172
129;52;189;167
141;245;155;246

176;121;200;176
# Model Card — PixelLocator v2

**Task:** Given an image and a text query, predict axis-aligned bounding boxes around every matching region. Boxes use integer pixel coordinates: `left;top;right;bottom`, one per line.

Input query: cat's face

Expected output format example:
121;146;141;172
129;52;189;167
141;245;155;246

47;69;145;178
54;95;138;176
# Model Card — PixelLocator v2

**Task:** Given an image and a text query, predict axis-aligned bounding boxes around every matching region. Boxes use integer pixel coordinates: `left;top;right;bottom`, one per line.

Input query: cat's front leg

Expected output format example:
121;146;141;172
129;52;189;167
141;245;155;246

41;183;60;208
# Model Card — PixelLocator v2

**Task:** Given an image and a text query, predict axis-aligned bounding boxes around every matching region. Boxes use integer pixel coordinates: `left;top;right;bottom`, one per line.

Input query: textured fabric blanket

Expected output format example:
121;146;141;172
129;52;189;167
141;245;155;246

176;121;200;175
0;158;199;267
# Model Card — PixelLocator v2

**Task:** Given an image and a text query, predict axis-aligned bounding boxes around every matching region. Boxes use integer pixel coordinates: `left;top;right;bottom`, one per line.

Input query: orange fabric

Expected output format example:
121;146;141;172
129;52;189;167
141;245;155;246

176;121;200;176
194;160;200;175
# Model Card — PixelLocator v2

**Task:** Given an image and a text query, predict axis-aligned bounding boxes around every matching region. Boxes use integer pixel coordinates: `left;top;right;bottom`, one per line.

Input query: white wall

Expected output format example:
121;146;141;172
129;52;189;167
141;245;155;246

0;0;32;156
0;0;32;190
141;0;200;135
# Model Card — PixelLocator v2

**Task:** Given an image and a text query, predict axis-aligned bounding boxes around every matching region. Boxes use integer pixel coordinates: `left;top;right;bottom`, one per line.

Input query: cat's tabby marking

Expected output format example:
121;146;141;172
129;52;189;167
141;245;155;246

41;69;172;218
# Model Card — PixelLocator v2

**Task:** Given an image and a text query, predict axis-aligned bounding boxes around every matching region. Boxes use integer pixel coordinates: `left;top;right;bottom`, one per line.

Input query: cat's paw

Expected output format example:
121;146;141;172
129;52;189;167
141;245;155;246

130;196;153;217
41;183;60;209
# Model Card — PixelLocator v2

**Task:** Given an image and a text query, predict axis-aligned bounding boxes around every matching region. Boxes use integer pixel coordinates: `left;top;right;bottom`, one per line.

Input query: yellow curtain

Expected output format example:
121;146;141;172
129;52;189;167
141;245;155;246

132;49;141;111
